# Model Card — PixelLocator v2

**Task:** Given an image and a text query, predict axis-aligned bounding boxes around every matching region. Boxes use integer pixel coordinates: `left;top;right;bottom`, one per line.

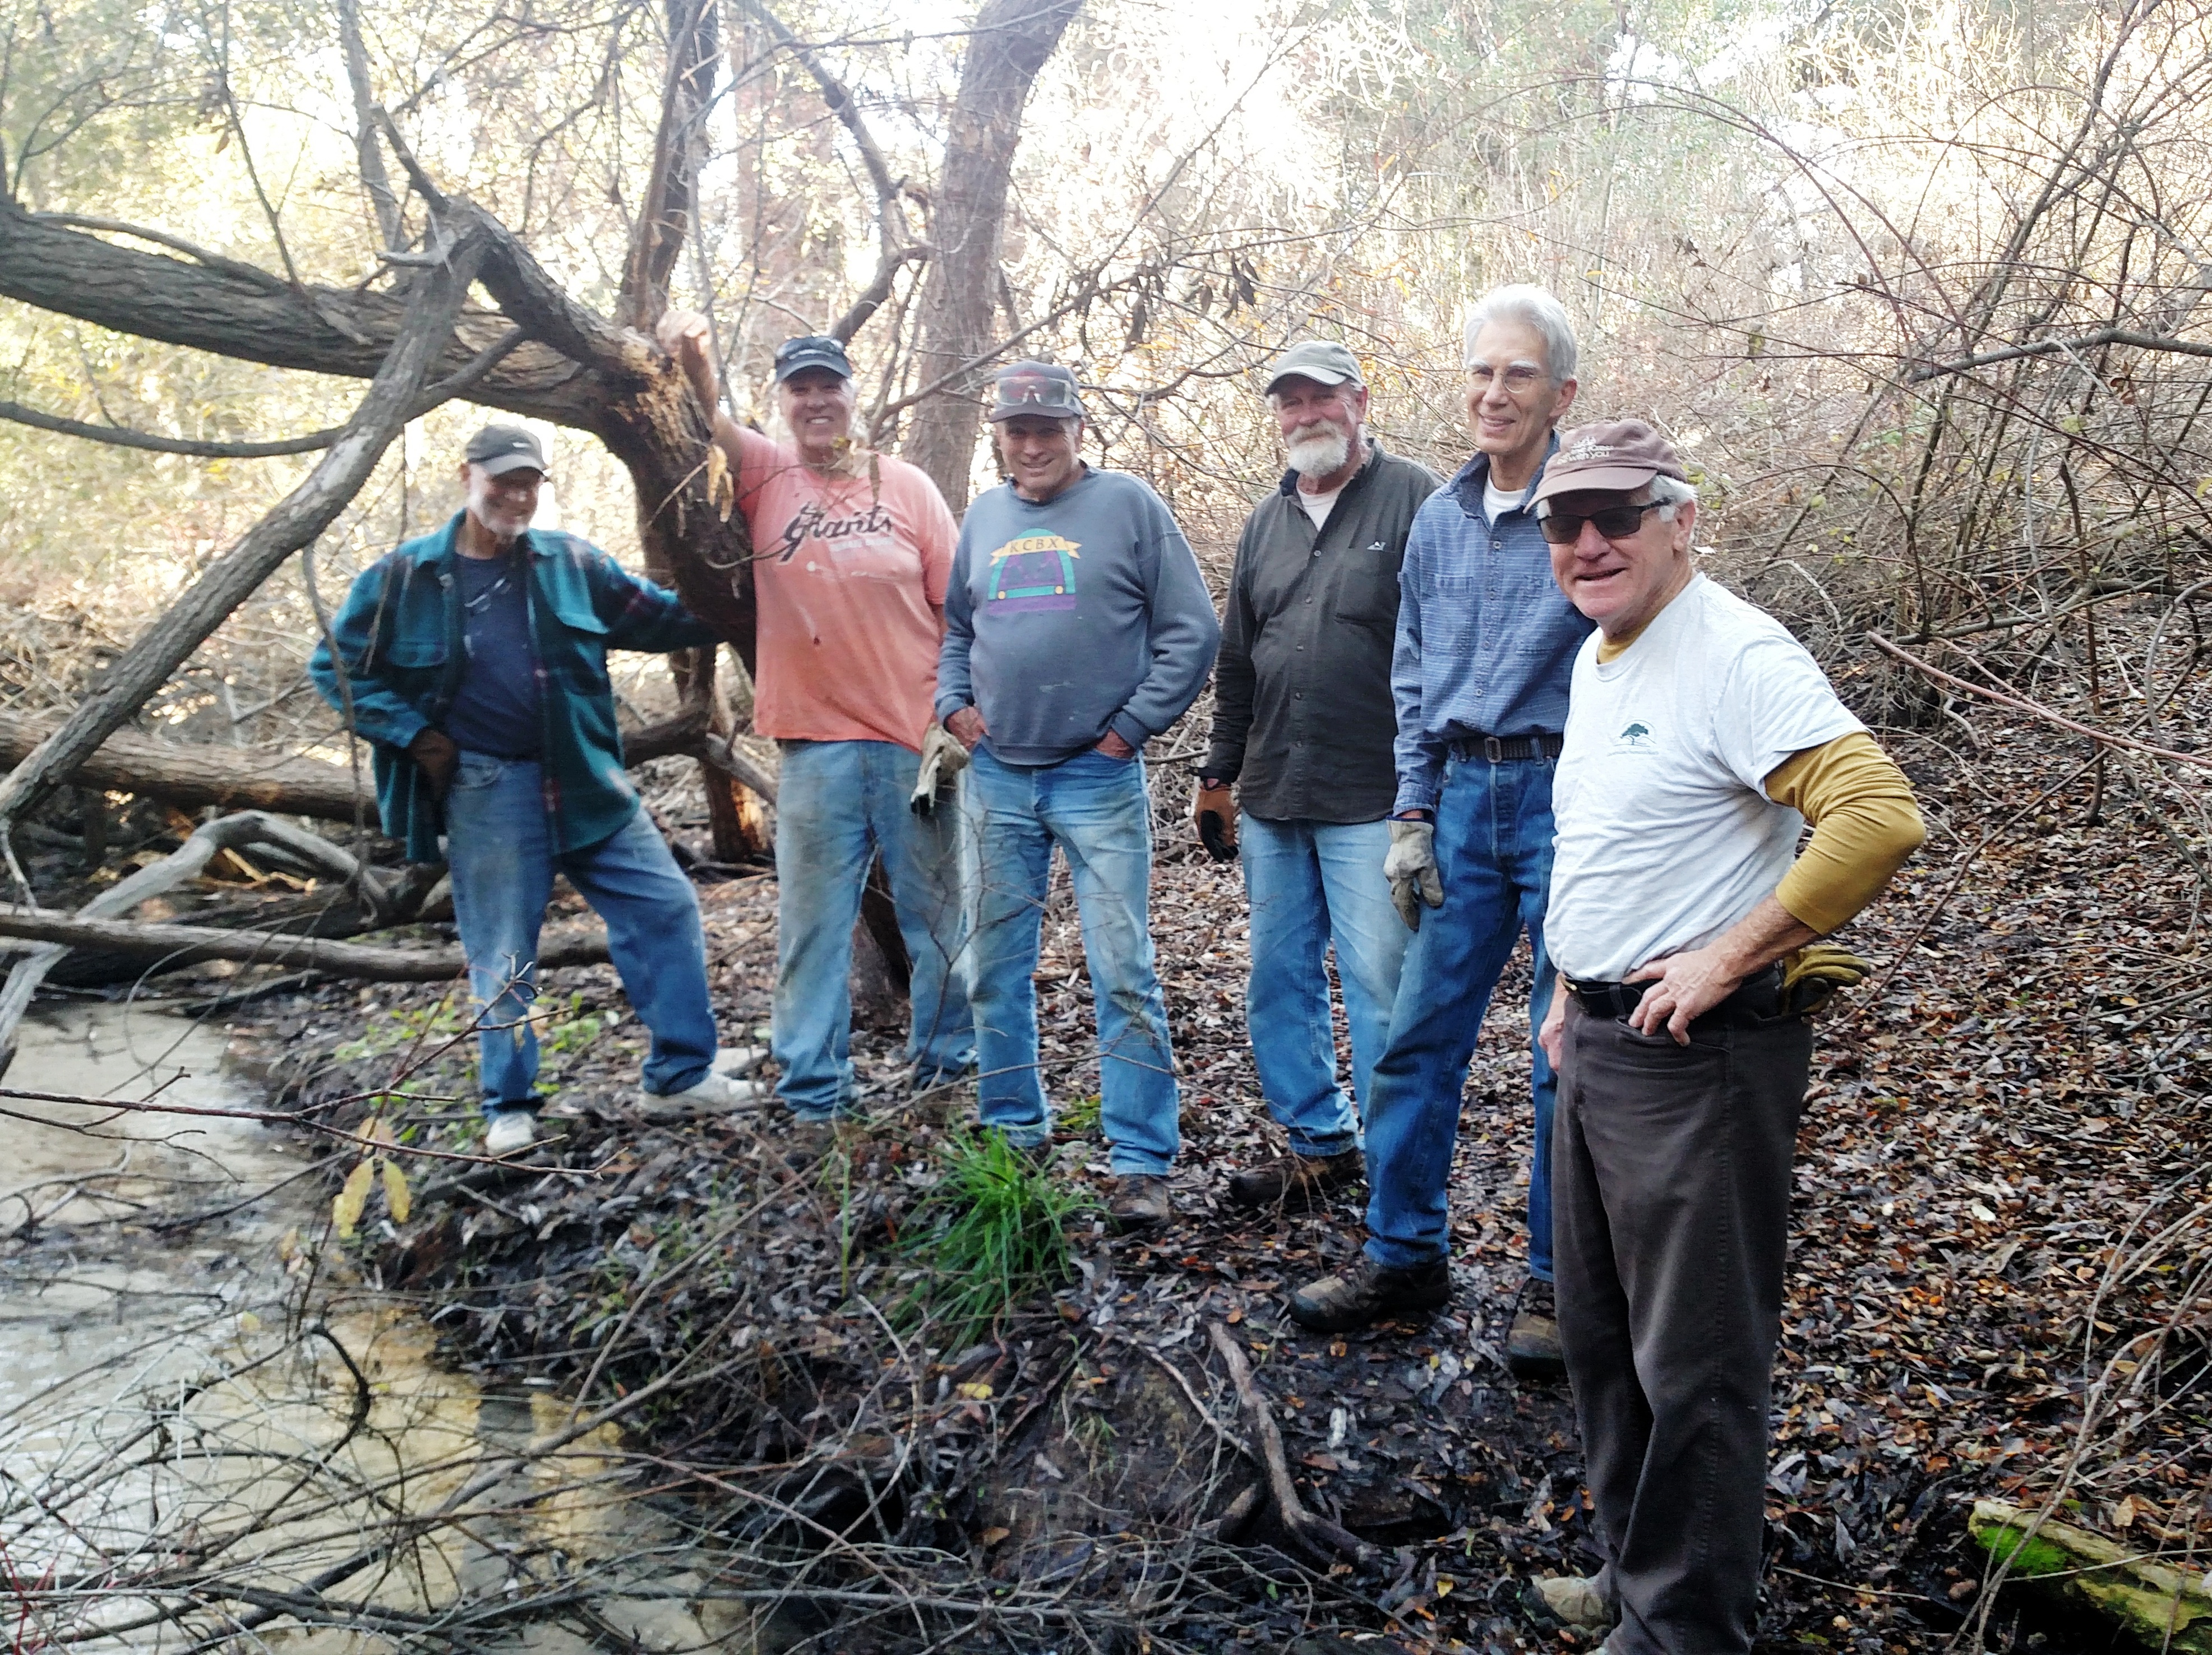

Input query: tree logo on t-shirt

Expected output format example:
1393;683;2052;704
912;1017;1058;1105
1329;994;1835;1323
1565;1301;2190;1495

1617;720;1652;746
985;530;1081;612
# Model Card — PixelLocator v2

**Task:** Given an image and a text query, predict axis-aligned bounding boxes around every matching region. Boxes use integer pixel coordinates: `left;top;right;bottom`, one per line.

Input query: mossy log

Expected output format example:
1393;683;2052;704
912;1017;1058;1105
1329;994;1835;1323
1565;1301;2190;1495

1970;1498;2212;1653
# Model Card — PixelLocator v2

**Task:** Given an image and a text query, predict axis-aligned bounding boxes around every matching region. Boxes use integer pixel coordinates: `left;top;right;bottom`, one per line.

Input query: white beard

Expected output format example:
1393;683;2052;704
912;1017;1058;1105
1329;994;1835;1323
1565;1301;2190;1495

1285;424;1352;479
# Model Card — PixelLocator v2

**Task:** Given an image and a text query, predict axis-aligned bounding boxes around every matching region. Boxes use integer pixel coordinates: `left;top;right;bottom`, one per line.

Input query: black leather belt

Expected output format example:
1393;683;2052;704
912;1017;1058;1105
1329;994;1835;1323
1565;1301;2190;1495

1567;966;1784;1024
1448;732;1564;764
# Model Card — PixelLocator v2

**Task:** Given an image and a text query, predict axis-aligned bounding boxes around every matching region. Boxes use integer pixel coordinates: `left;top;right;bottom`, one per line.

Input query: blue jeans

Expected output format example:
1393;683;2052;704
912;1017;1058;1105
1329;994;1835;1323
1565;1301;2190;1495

1362;754;1560;1275
968;746;1179;1176
1239;814;1407;1157
772;739;976;1118
444;755;718;1114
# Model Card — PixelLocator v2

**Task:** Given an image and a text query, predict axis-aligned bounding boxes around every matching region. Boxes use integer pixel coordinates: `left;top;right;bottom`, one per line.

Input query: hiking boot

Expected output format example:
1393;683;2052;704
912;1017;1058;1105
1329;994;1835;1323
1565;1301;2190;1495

1108;1175;1174;1233
1505;1276;1567;1381
1225;1148;1363;1212
1287;1252;1451;1333
1531;1573;1611;1630
639;1070;767;1118
484;1108;537;1156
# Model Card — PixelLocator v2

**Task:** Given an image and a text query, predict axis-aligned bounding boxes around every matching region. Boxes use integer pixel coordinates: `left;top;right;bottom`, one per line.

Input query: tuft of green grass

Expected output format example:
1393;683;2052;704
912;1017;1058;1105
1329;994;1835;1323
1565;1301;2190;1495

1057;1093;1102;1136
897;1130;1096;1346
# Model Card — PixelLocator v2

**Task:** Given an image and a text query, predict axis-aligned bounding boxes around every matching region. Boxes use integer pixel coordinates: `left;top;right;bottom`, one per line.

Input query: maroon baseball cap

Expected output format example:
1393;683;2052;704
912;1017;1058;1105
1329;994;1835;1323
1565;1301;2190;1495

1530;419;1688;505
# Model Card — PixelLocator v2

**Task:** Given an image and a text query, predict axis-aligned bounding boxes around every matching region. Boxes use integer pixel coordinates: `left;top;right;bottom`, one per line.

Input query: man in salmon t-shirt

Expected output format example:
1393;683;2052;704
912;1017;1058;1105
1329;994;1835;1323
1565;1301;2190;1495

658;312;975;1134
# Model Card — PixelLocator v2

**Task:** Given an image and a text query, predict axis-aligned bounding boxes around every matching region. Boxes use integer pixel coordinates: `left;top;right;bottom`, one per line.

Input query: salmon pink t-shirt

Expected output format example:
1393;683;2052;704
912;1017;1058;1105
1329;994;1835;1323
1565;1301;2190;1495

732;428;958;752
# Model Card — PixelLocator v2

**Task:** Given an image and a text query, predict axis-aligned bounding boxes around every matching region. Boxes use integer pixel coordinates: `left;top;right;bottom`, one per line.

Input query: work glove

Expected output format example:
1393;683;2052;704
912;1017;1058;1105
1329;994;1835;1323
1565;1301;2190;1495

1384;817;1444;931
408;728;460;802
1194;778;1237;862
1780;942;1871;1018
909;721;972;816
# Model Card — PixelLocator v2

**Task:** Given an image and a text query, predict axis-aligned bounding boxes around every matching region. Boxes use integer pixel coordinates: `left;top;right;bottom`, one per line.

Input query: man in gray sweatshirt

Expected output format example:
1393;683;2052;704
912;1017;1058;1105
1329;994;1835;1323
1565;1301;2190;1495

938;362;1221;1231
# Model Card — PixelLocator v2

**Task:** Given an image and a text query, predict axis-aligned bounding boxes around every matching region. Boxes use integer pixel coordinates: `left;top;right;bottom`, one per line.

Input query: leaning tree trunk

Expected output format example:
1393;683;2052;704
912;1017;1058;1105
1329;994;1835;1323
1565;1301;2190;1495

902;0;1086;511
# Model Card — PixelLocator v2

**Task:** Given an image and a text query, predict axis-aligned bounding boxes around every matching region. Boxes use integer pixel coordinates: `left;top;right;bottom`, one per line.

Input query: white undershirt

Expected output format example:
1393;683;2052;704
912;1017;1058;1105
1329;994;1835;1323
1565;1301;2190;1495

1484;477;1526;520
1296;483;1343;529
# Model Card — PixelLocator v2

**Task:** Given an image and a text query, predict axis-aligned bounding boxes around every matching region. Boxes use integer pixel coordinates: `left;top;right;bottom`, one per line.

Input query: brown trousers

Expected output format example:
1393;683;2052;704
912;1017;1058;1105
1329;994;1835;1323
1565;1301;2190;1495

1553;994;1812;1655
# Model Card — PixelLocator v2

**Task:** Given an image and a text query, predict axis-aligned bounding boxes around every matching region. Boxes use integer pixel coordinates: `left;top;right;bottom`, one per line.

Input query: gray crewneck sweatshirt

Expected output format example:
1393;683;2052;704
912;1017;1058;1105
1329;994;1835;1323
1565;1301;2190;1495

936;467;1221;766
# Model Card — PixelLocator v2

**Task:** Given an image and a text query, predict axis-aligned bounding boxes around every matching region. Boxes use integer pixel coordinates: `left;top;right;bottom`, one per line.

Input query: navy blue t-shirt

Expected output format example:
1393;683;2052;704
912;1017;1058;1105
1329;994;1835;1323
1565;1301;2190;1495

444;551;543;759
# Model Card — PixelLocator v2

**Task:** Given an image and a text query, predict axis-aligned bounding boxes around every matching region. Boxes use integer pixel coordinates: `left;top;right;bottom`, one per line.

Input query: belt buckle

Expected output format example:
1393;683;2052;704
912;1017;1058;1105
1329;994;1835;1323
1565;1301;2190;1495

1483;734;1506;764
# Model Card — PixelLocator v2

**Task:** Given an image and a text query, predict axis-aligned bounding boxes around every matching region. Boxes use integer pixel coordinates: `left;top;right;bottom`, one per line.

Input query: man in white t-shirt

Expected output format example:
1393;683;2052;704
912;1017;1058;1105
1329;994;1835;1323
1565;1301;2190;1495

1525;420;1924;1655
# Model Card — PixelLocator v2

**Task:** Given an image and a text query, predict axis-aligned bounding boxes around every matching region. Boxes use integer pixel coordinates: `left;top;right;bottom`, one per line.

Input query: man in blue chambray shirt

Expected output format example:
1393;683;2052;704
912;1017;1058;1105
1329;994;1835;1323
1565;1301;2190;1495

1289;286;1594;1375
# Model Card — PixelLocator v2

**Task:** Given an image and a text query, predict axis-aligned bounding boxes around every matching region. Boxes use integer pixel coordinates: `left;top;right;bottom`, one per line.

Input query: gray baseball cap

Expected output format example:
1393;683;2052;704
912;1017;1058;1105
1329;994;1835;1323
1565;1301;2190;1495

464;424;547;477
988;362;1086;422
1264;340;1365;395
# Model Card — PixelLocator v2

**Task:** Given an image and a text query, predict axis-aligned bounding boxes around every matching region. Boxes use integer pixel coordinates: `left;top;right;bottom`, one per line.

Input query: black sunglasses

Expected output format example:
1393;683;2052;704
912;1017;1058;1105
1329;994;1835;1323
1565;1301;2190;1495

1537;501;1662;544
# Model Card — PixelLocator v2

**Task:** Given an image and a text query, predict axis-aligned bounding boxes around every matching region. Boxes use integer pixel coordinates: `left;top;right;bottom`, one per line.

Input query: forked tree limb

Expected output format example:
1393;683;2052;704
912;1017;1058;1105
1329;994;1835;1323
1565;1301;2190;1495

0;231;488;847
0;908;609;981
1204;1321;1373;1566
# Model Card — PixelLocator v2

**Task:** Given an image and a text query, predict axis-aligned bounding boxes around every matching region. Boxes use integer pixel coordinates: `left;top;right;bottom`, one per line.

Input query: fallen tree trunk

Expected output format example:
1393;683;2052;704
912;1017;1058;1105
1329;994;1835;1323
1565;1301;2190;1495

1970;1499;2212;1653
0;909;609;982
0;705;756;826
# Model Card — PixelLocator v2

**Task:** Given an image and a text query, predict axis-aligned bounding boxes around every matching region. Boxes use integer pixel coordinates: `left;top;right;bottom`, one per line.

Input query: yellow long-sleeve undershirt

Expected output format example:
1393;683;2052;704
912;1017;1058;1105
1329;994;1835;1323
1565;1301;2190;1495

1765;732;1925;935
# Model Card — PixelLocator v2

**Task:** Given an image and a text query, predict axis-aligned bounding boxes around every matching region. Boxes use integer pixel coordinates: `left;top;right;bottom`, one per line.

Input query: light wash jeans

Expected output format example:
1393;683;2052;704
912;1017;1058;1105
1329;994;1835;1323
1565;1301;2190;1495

444;754;717;1115
967;745;1179;1176
1361;753;1559;1276
1238;813;1407;1157
772;739;976;1119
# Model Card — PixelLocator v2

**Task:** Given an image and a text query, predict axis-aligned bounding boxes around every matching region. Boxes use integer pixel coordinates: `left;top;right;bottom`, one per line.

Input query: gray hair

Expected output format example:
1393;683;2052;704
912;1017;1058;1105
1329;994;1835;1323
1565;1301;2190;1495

1462;284;1579;382
1643;473;1697;522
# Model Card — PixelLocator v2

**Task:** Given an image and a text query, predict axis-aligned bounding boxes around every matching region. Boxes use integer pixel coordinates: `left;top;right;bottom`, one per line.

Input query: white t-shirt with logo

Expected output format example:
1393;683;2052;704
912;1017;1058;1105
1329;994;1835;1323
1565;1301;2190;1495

1546;573;1862;983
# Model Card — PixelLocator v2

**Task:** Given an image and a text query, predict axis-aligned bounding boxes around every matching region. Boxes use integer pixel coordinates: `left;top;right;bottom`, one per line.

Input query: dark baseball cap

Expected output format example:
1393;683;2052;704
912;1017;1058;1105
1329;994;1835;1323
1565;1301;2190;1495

987;361;1086;422
773;335;854;382
1530;419;1689;506
464;424;547;477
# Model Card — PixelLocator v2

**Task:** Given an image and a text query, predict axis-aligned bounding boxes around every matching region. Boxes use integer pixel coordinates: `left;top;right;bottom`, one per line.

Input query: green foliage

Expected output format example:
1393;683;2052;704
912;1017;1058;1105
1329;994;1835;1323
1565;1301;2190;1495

332;997;469;1063
1058;1093;1102;1136
897;1130;1096;1347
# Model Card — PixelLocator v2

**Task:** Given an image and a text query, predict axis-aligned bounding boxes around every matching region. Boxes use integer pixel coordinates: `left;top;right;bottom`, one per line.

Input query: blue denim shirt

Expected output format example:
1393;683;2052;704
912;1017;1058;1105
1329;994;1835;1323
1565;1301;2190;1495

1391;440;1595;813
308;512;718;862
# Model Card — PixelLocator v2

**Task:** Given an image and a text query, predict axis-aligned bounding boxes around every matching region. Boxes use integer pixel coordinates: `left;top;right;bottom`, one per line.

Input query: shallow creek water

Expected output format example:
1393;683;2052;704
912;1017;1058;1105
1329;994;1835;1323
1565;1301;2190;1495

0;1003;759;1653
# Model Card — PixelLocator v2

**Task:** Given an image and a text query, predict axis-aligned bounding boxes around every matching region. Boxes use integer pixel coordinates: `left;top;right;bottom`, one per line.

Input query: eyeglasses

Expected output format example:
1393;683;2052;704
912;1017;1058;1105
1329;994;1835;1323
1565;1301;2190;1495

1467;364;1548;394
1537;502;1662;544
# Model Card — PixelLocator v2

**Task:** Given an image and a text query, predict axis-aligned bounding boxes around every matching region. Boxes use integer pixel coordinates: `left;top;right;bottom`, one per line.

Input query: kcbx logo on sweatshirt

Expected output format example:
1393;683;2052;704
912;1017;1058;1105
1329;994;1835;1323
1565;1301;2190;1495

986;530;1081;613
1613;719;1657;752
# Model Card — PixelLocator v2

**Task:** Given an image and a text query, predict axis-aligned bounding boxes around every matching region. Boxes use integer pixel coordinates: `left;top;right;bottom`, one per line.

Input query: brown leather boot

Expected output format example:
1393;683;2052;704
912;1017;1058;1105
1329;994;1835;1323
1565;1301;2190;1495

1225;1148;1364;1211
1287;1252;1451;1333
1108;1174;1174;1233
1504;1275;1567;1380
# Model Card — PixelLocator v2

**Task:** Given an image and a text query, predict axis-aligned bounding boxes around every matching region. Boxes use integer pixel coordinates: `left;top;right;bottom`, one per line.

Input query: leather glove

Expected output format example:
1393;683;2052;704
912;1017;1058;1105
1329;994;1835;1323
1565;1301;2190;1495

1384;817;1444;931
408;728;460;802
910;721;972;816
1780;942;1871;1018
1194;778;1237;861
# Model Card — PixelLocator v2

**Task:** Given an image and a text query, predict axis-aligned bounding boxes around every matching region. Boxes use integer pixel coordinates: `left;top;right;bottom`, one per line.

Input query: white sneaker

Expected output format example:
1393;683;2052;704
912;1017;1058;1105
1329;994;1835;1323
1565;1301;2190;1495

1534;1574;1611;1629
639;1070;766;1117
484;1109;537;1155
712;1044;769;1077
